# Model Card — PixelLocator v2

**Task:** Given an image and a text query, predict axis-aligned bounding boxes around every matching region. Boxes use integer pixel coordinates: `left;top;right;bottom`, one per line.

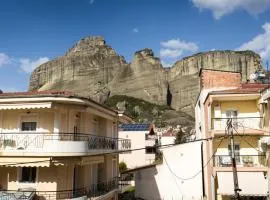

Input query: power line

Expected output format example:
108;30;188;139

233;126;265;154
163;136;226;181
0;135;225;167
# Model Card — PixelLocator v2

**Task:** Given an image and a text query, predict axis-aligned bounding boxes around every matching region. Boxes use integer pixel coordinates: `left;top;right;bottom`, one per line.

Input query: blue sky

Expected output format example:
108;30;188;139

0;0;270;91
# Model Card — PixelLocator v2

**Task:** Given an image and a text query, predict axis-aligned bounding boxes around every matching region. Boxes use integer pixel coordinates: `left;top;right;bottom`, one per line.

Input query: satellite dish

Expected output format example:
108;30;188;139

250;73;258;80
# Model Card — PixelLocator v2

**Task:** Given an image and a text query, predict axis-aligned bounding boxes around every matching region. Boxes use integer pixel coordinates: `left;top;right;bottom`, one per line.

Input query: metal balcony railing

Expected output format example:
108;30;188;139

0;177;119;200
213;155;266;167
0;132;131;151
211;117;262;131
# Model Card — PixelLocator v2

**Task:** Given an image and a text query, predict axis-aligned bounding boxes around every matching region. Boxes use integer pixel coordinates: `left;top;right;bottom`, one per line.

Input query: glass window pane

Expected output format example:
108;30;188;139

21;122;37;131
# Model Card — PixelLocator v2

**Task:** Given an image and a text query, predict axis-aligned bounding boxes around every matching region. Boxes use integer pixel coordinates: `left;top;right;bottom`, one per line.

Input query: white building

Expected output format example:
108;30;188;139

160;131;176;146
119;123;156;169
0;91;132;200
134;142;203;200
195;69;268;200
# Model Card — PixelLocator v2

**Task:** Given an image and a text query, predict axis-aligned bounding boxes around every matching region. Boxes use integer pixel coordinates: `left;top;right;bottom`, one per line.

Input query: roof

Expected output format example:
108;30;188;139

119;123;151;131
162;131;176;137
0;90;133;121
0;90;75;98
199;68;241;77
209;83;269;95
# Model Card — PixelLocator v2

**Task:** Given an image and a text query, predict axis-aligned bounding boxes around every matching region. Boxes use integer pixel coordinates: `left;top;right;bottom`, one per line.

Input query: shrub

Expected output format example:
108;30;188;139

119;161;127;173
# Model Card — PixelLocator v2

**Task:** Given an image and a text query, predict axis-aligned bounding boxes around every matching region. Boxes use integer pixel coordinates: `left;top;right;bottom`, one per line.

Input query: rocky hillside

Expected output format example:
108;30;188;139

29;36;262;119
104;95;194;127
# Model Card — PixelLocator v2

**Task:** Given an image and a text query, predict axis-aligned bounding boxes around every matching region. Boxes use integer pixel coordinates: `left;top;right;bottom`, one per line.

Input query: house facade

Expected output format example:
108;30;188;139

195;69;268;200
0;91;131;200
119;123;156;169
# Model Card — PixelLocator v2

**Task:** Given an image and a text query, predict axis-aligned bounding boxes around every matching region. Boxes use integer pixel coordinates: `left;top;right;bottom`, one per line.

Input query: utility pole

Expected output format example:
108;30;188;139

227;118;241;200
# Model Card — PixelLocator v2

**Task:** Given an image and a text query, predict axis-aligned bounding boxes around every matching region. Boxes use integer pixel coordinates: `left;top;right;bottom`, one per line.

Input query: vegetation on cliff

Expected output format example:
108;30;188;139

104;95;194;127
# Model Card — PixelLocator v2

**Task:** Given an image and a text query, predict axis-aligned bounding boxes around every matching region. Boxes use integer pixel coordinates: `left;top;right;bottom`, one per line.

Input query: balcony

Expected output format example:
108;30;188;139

214;155;266;169
0;177;118;200
211;117;263;135
0;133;131;156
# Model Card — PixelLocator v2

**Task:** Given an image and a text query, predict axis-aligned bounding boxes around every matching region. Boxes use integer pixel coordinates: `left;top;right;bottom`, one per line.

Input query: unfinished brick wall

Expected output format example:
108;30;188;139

200;69;241;89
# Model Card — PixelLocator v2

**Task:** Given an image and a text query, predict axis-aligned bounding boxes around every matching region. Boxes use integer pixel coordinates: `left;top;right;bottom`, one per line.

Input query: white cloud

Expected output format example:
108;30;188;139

133;28;139;33
0;53;11;67
160;39;198;52
192;0;270;19
237;22;270;60
160;48;183;58
159;39;198;59
19;57;49;73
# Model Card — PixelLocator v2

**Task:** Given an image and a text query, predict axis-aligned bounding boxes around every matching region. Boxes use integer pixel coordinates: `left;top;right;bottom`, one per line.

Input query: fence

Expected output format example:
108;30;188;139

0;178;118;200
211;117;262;131
214;154;266;167
0;132;131;151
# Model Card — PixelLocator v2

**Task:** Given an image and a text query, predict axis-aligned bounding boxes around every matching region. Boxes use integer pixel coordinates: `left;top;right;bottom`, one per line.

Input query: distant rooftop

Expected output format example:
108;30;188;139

119;123;151;131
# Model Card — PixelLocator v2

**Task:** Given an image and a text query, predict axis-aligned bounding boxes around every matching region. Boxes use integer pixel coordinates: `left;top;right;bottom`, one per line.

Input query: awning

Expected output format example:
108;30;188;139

80;156;104;165
0;157;50;167
0;102;52;110
217;171;268;196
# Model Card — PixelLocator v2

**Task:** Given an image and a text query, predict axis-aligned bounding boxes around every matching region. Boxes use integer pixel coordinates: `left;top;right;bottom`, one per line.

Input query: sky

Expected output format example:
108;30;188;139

0;0;270;92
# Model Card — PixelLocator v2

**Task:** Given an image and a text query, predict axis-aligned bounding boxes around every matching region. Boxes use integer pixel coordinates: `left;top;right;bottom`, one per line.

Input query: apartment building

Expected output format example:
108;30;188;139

119;123;156;169
0;91;132;200
195;69;268;200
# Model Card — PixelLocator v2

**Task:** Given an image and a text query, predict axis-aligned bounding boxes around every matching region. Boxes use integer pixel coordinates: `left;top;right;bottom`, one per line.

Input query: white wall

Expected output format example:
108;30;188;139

161;136;175;146
135;142;203;200
119;131;148;169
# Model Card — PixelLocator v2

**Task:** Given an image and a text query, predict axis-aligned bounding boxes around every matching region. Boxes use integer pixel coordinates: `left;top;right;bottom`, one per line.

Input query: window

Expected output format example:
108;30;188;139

226;110;238;118
19;167;37;183
228;144;240;163
21;122;37;131
145;146;156;154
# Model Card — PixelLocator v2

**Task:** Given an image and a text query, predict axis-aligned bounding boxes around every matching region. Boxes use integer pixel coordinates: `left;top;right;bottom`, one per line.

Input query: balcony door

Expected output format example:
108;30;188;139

74;113;80;140
19;115;39;149
91;164;98;191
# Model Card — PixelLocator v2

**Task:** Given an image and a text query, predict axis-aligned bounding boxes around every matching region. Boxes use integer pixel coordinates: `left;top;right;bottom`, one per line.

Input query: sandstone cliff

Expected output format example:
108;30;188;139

29;36;262;117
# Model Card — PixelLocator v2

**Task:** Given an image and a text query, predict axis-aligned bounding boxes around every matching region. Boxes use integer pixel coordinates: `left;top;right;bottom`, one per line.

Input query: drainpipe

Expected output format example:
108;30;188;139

267;145;270;200
201;142;205;198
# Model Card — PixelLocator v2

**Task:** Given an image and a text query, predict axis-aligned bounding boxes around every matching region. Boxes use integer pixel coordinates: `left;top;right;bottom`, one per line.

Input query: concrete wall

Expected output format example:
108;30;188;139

0;109;54;133
135;142;203;200
119;131;147;169
0;166;73;192
161;136;175;146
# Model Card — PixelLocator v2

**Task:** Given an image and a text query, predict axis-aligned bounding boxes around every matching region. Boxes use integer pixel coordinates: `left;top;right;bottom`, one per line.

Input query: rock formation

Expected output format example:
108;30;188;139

29;36;262;116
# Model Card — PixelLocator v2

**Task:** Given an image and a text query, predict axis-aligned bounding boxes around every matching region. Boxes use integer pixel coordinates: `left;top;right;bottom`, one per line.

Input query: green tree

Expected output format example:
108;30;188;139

175;128;186;144
119;161;127;173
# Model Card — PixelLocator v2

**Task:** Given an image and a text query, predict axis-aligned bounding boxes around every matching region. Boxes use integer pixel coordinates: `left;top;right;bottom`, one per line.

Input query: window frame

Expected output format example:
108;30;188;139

18;167;38;184
19;114;38;132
